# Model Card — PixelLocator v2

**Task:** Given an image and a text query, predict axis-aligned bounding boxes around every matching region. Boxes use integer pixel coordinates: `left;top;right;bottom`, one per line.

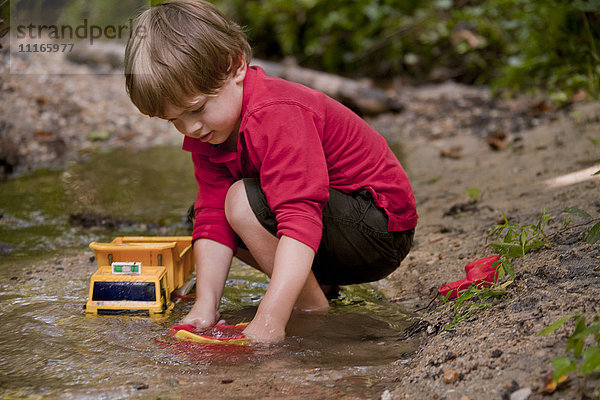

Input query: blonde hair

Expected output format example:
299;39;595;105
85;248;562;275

124;0;252;117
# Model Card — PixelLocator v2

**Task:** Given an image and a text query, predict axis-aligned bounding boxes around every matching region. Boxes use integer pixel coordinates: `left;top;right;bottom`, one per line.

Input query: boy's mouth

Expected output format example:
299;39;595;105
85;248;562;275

199;131;214;142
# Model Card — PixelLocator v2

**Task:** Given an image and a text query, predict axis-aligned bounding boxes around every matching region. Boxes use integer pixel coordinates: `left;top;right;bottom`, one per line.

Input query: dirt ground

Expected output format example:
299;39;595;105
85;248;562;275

2;46;600;399
370;87;600;399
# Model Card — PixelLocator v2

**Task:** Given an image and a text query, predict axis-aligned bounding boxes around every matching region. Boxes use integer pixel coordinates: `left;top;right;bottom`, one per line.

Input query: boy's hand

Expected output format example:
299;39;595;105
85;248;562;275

182;238;234;330
180;302;221;330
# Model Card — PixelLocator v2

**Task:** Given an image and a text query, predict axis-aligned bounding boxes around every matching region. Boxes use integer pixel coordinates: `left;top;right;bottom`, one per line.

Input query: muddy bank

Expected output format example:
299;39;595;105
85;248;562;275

2;45;600;399
375;97;600;399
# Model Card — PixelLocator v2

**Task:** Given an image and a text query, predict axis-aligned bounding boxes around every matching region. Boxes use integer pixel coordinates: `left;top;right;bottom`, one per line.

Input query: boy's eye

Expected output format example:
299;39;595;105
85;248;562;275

190;105;205;114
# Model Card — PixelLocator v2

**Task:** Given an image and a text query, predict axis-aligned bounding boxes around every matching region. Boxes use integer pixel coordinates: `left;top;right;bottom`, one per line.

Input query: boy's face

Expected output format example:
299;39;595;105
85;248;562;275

163;61;246;146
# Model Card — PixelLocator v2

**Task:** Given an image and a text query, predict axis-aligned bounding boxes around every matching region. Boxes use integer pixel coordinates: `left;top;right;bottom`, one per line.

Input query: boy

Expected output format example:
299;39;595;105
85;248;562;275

124;0;417;344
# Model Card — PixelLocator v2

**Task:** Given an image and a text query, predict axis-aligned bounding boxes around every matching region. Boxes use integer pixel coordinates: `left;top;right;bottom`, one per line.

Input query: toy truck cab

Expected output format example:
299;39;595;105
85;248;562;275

85;236;194;315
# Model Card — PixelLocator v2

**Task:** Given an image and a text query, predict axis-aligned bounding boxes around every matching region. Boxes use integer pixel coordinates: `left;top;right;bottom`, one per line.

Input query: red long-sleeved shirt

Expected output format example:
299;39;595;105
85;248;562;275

183;66;417;253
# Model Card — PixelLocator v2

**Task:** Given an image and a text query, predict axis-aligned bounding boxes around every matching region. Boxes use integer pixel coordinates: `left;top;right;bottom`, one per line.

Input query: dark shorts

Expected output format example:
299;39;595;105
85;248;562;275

242;178;414;286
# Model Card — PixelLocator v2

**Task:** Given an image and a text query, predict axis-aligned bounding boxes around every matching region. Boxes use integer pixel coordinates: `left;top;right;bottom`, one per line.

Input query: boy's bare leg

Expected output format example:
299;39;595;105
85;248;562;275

225;181;329;313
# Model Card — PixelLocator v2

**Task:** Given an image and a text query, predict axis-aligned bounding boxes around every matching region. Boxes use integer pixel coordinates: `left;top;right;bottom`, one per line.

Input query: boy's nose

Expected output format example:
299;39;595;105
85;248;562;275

180;118;202;136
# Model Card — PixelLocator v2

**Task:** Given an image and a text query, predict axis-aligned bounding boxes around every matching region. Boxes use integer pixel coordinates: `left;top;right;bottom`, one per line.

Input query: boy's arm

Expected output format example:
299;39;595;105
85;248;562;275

243;235;319;344
181;238;233;329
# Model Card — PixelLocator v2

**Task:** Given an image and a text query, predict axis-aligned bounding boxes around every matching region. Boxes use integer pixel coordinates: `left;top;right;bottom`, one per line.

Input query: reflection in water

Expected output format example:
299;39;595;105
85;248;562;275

0;145;415;398
0;147;197;262
0;258;416;399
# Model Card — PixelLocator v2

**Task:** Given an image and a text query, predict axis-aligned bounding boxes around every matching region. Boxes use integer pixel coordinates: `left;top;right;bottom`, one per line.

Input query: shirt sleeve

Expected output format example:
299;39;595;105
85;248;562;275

245;103;329;252
190;151;238;252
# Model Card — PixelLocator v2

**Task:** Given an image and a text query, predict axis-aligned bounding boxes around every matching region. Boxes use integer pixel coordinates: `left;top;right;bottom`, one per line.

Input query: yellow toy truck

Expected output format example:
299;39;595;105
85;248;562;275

85;236;195;315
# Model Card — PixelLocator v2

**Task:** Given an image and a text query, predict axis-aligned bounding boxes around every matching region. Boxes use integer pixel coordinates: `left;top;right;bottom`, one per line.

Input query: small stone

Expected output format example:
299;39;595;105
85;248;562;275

131;382;148;390
510;387;532;400
443;368;461;384
381;389;393;400
491;349;503;358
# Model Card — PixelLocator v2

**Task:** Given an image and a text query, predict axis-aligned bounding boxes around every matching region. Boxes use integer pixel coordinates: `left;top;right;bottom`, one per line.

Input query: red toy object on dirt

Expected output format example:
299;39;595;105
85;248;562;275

169;323;249;345
438;255;501;299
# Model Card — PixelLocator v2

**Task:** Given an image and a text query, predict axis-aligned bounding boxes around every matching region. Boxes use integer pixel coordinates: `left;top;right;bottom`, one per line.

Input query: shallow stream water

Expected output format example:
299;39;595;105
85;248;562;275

0;146;416;399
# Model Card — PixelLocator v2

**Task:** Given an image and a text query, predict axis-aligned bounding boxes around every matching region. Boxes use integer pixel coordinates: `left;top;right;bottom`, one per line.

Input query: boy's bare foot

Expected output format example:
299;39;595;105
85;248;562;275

293;289;330;314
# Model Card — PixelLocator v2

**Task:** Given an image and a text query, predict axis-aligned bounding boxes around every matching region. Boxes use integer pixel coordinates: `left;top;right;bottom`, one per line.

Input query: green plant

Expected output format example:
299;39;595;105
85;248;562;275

465;187;480;203
539;314;600;397
487;210;552;278
562;207;600;244
208;0;600;96
442;280;512;330
438;210;551;329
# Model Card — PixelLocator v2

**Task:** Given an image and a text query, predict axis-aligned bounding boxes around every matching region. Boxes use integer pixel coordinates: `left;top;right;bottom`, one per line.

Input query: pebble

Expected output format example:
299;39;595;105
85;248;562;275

131;382;149;390
443;368;461;384
491;349;503;358
510;387;532;400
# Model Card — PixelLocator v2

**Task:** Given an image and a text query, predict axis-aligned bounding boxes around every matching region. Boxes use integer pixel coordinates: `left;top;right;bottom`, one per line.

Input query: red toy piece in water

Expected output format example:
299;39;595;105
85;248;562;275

170;323;248;345
438;255;501;299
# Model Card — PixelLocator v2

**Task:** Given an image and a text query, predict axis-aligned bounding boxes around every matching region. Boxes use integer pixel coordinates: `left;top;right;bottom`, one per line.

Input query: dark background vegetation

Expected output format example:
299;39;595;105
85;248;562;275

215;0;599;100
3;0;600;98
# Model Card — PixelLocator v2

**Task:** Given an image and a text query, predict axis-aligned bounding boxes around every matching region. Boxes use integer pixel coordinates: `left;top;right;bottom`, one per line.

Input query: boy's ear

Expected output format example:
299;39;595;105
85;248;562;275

231;56;247;84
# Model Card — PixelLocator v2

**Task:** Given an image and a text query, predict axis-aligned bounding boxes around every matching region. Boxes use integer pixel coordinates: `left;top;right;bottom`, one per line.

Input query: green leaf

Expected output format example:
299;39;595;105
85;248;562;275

563;207;592;219
520;230;527;246
465;187;480;203
586;222;600;244
567;316;587;358
88;130;111;141
538;314;580;336
574;339;585;359
502;258;515;278
571;323;600;342
579;347;600;375
587;137;600;146
552;356;576;381
508;247;526;258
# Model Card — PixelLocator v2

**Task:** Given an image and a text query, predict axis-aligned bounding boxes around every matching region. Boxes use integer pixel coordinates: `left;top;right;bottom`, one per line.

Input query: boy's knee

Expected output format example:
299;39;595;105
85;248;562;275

224;180;249;228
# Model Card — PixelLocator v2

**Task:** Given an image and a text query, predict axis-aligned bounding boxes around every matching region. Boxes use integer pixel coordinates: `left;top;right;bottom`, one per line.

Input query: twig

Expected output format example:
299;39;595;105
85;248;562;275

414;291;440;312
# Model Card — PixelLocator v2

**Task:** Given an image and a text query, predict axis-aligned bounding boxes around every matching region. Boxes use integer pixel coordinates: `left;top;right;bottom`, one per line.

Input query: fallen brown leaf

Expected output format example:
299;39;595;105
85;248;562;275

440;146;463;159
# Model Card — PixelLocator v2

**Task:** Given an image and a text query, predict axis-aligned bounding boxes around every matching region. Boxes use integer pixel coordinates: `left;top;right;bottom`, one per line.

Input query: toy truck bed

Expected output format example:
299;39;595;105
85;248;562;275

85;236;194;315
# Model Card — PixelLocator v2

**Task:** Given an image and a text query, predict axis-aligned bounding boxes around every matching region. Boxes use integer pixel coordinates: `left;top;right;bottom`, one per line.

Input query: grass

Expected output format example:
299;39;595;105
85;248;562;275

441;280;512;331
